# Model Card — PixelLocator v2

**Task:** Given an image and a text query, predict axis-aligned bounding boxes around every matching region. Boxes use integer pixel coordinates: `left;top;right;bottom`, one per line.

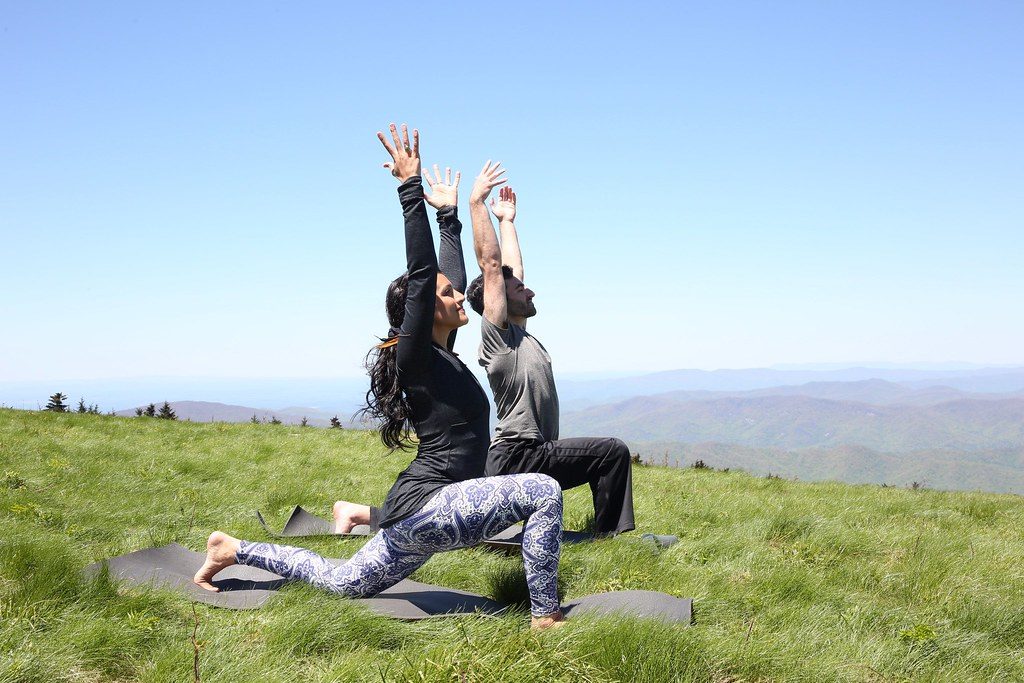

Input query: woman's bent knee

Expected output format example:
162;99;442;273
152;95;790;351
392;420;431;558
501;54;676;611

532;473;562;501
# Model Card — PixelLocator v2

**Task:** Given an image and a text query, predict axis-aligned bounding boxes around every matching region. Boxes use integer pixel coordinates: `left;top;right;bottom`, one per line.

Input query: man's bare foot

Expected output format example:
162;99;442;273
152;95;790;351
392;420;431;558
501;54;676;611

193;531;241;592
531;610;566;630
332;501;371;534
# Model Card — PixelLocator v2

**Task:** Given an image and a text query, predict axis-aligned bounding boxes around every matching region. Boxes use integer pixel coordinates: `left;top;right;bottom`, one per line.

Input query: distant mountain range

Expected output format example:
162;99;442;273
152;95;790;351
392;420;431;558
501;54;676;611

557;367;1024;410
595;378;1024;407
557;372;1024;495
562;392;1024;451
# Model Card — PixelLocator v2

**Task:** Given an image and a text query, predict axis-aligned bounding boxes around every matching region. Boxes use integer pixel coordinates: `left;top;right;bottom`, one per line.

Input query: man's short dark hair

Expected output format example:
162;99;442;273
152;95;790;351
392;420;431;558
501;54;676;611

465;265;514;315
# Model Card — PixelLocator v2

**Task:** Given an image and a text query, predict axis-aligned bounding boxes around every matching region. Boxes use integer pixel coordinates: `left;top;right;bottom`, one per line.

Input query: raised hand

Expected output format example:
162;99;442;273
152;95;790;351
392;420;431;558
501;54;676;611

423;164;461;209
469;160;507;204
489;185;517;222
377;123;420;182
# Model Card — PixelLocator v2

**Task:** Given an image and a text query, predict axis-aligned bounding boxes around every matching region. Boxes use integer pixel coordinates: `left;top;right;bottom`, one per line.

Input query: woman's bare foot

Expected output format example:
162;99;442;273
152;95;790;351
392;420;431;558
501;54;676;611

332;501;371;534
531;610;566;630
193;531;241;592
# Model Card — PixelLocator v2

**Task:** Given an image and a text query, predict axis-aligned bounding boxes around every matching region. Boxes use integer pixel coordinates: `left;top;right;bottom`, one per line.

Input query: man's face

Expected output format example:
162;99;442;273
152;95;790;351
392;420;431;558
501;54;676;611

505;275;536;318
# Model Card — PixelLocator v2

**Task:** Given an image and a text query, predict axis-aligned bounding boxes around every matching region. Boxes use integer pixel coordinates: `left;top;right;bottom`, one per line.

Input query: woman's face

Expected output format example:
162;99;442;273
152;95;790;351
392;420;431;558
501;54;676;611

434;274;469;329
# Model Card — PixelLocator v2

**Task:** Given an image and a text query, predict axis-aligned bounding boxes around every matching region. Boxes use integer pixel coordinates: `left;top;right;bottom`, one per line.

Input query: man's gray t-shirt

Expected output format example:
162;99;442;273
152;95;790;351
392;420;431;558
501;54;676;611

478;317;559;443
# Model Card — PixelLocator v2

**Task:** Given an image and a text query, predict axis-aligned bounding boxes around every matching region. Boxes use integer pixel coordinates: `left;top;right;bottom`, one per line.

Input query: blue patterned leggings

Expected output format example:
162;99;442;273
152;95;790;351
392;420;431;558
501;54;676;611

236;473;563;616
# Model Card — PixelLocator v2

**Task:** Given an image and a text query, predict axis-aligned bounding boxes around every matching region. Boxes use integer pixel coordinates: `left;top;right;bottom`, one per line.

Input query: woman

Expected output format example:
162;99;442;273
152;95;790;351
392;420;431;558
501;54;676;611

193;124;565;629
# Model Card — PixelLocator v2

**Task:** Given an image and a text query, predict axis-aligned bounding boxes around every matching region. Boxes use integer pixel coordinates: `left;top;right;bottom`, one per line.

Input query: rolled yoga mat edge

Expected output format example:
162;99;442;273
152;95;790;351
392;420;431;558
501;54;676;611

256;506;374;538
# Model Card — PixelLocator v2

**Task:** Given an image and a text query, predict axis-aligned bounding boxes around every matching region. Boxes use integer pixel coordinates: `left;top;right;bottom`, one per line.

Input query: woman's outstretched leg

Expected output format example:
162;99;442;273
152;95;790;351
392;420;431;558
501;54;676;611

194;529;428;597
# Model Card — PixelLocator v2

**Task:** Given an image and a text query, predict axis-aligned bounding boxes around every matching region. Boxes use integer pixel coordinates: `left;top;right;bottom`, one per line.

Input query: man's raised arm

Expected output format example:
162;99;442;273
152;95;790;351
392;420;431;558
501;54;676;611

490;186;523;282
469;160;508;327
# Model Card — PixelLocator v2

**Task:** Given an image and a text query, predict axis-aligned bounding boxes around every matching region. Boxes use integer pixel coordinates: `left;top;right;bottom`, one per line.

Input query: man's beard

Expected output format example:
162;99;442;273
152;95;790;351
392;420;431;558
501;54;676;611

510;300;537;318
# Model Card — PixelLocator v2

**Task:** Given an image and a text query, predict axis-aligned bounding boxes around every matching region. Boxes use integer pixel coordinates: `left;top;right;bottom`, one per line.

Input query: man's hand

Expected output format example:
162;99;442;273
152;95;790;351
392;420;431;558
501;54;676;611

423;164;460;209
377;123;421;182
490;185;517;223
469;160;507;204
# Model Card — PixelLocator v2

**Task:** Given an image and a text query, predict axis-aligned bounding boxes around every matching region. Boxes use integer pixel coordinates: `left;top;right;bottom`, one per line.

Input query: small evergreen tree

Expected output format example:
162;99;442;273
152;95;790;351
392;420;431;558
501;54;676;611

144;404;157;417
269;415;282;425
250;414;260;424
157;402;177;420
88;403;100;414
135;407;144;417
77;398;87;413
45;393;69;412
329;416;343;429
300;416;309;427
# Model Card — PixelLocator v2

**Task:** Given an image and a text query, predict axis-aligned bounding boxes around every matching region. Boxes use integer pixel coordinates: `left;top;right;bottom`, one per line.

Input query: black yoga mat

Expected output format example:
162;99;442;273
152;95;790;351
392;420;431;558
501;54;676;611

641;533;680;549
481;524;598;553
85;543;693;624
256;506;373;538
562;590;692;623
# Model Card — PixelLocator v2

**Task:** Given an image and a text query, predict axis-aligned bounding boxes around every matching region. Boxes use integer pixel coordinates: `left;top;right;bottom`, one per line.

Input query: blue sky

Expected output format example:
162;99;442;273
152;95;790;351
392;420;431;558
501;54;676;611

2;1;1022;383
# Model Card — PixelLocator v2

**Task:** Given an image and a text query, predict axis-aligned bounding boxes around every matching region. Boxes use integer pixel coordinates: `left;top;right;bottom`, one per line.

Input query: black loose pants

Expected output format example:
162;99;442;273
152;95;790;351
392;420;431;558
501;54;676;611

485;436;635;535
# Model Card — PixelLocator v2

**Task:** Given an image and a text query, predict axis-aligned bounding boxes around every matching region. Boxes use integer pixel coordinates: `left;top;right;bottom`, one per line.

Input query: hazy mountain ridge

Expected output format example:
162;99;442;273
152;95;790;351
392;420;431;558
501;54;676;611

557;367;1024;410
595;378;1024;407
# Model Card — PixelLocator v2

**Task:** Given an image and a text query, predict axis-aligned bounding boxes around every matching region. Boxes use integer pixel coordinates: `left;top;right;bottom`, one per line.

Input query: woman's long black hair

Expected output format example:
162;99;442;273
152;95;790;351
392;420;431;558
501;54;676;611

359;272;415;450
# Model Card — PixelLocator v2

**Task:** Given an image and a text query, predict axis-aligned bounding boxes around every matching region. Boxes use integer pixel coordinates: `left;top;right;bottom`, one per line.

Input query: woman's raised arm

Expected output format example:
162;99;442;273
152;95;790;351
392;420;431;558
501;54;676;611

377;123;436;372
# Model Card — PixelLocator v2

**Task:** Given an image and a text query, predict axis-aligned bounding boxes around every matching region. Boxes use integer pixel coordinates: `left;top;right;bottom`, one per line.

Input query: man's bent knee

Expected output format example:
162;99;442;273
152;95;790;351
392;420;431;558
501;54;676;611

608;438;630;462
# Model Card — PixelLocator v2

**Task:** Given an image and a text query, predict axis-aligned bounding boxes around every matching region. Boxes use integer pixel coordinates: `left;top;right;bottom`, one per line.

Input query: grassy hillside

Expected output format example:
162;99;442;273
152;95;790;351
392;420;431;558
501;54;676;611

2;408;1023;682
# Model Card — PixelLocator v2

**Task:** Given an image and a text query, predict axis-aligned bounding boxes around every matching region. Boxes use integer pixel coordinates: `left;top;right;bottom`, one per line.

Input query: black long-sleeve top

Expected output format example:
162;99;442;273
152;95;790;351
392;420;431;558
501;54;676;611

377;177;490;528
435;204;467;351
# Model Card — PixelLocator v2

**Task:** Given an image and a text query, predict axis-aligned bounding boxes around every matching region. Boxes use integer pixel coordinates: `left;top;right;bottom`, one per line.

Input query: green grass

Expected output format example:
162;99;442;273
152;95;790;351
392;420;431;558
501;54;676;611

1;408;1023;682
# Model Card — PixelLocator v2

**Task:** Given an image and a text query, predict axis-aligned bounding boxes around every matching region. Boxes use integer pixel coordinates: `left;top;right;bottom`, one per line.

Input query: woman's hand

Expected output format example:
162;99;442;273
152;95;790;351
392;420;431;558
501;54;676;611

423;164;460;209
489;185;517;222
377;123;421;182
469;160;507;204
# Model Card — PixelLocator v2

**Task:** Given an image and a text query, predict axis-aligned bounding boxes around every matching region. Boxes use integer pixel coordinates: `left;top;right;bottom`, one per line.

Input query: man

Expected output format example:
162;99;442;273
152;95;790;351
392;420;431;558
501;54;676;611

465;161;635;536
333;161;634;536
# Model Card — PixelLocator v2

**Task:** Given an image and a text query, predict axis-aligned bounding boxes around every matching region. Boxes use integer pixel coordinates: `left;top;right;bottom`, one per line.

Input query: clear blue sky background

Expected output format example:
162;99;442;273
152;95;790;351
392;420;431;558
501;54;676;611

2;1;1022;383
